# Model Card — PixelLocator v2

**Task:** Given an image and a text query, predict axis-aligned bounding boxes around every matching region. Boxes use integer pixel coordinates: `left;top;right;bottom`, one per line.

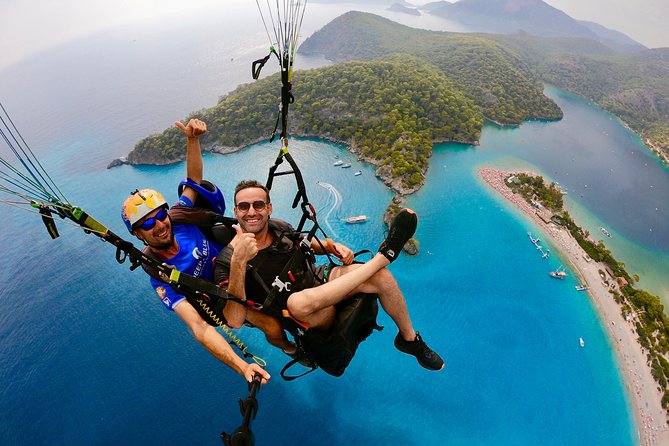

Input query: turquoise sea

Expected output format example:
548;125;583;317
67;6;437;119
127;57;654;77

1;4;668;445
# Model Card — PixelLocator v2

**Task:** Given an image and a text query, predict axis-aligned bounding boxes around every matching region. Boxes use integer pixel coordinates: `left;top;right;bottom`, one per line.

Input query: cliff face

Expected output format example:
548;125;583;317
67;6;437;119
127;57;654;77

368;156;423;196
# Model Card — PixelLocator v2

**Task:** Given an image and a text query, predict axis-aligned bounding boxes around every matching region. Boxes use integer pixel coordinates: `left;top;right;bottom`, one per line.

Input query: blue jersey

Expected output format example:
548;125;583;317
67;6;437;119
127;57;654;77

149;198;222;311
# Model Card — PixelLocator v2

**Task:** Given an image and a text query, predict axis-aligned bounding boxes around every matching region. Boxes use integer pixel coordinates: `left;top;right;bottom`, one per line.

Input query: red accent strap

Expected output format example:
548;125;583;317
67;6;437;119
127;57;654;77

282;310;311;329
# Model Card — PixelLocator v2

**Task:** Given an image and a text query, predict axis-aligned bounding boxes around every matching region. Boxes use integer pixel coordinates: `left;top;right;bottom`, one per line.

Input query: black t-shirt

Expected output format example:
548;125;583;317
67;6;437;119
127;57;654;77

214;219;302;303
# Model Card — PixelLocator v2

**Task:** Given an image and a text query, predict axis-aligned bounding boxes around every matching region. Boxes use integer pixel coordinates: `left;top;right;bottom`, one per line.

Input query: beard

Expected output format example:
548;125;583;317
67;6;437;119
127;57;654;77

146;230;175;250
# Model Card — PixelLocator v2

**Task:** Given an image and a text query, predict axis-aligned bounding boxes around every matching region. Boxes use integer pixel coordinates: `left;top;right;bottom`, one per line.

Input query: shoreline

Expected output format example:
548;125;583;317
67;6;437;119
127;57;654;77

479;167;669;446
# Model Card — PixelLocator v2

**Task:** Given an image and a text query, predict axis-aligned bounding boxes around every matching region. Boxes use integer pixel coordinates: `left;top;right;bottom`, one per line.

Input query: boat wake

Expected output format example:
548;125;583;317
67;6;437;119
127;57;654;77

316;181;341;238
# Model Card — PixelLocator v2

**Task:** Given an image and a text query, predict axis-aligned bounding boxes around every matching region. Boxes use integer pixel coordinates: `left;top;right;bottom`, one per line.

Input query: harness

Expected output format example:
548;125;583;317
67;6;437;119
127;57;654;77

246;148;383;379
216;216;382;380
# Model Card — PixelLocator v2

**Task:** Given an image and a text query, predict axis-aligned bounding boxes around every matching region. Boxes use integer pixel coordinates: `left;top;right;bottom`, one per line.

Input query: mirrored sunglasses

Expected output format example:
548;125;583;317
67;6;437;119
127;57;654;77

137;208;168;231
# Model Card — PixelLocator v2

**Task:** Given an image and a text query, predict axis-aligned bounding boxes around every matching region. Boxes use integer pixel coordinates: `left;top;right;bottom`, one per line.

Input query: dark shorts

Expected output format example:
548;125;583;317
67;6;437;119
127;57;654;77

305;263;333;288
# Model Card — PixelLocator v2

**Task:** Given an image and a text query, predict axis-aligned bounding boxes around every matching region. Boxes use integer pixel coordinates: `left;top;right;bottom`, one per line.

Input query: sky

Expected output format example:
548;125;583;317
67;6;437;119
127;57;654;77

0;0;667;71
541;0;668;48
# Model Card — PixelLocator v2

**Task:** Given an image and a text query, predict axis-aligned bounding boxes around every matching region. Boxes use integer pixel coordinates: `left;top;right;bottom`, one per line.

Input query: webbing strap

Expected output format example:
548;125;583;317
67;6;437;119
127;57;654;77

252;51;273;80
60;205;251;307
266;150;313;233
280;357;317;381
261;224;319;313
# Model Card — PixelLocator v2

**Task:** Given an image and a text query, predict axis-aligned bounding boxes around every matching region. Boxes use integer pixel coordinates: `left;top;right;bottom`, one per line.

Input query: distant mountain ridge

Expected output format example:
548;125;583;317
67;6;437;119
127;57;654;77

422;0;645;52
387;3;421;16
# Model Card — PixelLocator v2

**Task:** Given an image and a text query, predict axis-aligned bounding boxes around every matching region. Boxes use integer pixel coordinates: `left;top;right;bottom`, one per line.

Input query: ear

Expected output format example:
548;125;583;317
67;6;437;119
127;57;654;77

133;230;145;244
267;202;273;215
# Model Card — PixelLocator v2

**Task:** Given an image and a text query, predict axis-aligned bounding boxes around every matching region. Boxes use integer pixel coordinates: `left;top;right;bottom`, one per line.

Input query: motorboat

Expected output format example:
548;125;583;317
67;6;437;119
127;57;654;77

345;215;367;223
549;265;567;279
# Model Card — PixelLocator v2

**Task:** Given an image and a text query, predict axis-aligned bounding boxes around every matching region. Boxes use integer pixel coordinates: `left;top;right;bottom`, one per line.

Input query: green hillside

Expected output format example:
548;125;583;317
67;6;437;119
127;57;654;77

129;13;573;192
130;57;484;192
299;12;563;125
301;12;669;159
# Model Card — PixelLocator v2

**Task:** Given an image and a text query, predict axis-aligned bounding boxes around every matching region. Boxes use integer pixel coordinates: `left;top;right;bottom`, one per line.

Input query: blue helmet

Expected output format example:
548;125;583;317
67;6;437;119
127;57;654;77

178;178;226;215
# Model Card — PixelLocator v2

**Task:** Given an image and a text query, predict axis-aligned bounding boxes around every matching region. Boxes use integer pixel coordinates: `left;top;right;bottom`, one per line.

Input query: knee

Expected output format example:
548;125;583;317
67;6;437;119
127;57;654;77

225;318;244;329
370;268;396;290
287;289;317;320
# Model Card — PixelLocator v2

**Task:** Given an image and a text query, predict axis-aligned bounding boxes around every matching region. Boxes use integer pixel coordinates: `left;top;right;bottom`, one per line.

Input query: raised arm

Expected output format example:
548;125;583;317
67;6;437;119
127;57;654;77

174;300;270;383
175;118;207;204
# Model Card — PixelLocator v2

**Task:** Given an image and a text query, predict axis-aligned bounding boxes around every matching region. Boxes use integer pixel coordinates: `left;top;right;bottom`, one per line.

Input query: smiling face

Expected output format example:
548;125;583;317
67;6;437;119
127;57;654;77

234;186;272;235
133;207;174;250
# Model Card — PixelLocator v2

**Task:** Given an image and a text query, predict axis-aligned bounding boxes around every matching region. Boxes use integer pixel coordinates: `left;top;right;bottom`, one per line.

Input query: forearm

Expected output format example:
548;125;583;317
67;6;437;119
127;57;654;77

224;255;249;327
176;302;249;378
311;237;330;255
199;324;249;376
186;136;203;183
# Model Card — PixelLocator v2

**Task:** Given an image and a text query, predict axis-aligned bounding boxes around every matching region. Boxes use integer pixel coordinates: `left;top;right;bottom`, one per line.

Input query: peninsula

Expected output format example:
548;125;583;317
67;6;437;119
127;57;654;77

300;12;669;167
480;167;669;446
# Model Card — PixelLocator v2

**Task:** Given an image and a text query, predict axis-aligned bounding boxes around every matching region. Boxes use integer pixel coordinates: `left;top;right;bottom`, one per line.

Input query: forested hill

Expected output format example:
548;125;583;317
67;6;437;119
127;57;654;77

128;57;485;193
300;11;669;161
299;11;562;126
127;12;573;193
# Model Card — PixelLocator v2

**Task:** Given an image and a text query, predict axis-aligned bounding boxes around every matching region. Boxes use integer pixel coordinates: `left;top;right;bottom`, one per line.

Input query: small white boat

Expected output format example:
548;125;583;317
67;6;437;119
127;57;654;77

579;337;585;347
354;170;362;176
600;227;612;238
341;163;352;168
333;160;343;166
575;285;588;291
549;265;567;279
345;215;367;223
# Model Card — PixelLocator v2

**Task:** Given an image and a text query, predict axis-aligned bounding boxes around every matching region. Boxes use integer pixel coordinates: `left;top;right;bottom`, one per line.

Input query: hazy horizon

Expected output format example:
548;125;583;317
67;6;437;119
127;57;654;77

1;0;667;72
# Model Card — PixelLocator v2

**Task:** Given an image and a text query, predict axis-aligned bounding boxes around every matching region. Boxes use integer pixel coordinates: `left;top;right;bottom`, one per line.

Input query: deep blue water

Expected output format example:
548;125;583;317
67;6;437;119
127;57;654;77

0;137;636;446
2;4;668;445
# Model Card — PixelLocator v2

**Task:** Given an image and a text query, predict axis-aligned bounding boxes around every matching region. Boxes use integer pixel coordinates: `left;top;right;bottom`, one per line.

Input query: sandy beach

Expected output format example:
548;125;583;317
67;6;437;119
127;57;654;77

479;167;669;446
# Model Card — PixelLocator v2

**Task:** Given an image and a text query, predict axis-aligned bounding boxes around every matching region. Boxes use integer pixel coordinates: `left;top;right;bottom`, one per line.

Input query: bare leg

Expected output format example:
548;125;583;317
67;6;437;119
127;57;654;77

336;266;416;341
286;253;389;322
287;253;416;340
244;308;293;351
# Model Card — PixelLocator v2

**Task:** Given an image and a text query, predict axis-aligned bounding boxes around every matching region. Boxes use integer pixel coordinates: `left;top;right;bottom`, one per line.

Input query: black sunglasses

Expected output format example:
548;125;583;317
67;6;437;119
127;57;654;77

236;200;268;212
136;208;168;231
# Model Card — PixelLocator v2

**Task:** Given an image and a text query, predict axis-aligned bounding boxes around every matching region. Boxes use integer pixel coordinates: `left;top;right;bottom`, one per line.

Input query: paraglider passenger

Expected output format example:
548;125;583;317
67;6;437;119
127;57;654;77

214;180;444;371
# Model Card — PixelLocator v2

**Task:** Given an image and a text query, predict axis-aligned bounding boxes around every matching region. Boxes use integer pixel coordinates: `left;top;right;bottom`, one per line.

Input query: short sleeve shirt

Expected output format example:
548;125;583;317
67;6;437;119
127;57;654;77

149;197;222;311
